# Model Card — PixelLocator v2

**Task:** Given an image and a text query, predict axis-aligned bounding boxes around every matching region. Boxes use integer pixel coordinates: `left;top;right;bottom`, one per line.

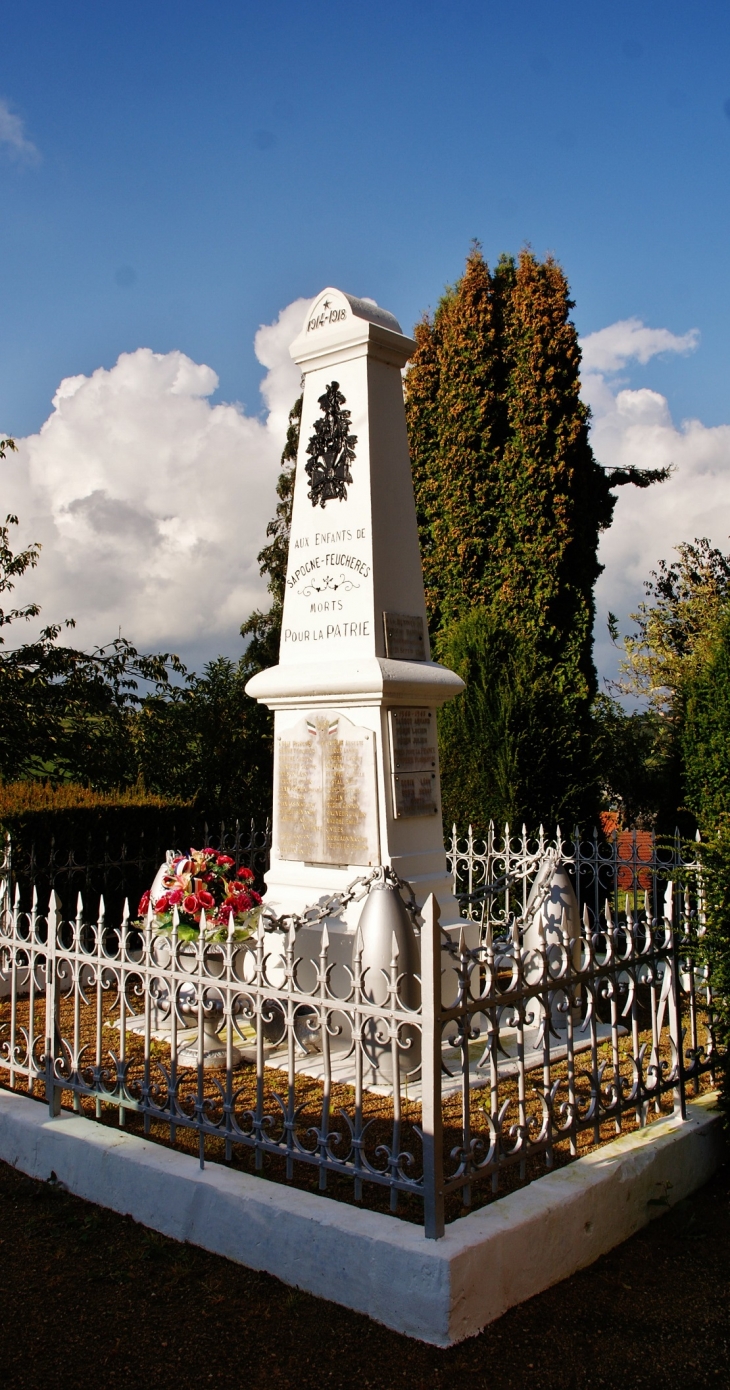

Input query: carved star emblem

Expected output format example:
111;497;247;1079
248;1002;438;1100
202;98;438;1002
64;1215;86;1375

322;299;331;311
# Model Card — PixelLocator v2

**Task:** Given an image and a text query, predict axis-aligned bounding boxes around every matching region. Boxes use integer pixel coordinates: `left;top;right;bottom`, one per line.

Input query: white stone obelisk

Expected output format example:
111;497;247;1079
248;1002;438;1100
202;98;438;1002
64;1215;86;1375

246;288;464;944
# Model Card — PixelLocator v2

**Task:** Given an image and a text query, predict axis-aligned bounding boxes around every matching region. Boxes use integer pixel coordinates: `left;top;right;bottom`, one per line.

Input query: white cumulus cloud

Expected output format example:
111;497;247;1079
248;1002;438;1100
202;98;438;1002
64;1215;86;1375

581;317;699;374
254;300;305;444
2;298;310;667
0;97;39;163
583;320;730;691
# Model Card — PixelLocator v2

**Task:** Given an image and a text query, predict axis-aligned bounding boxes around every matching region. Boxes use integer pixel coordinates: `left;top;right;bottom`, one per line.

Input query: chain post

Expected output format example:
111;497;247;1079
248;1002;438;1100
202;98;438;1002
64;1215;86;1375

421;894;445;1239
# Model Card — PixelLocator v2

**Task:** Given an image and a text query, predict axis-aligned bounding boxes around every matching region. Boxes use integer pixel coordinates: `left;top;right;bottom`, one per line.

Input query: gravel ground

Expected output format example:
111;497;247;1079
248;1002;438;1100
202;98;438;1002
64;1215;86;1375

0;1157;727;1390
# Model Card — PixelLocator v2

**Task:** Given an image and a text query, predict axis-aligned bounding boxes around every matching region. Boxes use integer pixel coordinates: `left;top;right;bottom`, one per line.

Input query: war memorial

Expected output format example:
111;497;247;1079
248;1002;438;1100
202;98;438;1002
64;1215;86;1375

0;288;723;1345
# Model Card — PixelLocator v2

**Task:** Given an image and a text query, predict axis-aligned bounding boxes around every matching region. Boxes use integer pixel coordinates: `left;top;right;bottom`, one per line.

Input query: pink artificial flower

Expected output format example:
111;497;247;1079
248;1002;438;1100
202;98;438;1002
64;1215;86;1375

167;887;184;906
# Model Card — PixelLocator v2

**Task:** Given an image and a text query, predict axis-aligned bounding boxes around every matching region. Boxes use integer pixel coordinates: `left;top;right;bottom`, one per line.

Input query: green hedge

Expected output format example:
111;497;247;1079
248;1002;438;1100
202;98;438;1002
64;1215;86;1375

0;783;266;920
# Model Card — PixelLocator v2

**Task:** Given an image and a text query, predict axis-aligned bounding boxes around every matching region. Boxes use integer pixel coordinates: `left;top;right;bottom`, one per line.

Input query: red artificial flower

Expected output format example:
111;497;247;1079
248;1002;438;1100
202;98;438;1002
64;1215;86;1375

216;854;235;868
228;890;260;913
183;894;199;914
236;866;254;881
201;847;218;857
138;890;151;916
153;893;170;912
197;889;215;910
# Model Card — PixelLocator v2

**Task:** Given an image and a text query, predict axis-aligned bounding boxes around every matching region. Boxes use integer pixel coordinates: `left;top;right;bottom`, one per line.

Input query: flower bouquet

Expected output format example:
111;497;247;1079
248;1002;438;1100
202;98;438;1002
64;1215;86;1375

138;847;262;943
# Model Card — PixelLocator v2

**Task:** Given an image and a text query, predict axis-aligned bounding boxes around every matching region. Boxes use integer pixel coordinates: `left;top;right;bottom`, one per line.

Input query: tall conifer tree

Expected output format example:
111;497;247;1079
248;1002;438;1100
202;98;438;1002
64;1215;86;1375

406;247;660;830
409;250;505;628
496;252;612;690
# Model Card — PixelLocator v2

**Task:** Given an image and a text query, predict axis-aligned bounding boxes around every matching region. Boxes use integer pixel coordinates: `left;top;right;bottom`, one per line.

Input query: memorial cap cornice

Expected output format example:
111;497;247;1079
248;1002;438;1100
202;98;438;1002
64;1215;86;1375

290;287;416;371
245;657;464;710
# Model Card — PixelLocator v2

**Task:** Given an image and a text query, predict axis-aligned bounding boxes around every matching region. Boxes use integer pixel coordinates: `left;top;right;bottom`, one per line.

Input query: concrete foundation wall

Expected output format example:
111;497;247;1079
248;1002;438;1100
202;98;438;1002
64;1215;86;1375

0;1089;723;1346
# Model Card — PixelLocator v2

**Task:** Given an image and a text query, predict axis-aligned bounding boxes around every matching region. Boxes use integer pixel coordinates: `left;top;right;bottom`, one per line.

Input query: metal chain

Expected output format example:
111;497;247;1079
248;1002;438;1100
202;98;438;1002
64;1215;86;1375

260;863;422;935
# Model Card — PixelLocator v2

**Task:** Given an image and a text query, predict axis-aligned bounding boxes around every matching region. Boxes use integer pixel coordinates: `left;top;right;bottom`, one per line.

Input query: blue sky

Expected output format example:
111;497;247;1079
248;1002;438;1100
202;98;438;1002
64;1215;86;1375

2;1;729;433
1;1;730;679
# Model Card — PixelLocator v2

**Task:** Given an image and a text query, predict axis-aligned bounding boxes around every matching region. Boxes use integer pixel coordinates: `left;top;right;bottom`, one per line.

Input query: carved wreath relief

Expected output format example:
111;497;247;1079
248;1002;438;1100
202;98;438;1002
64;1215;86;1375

305;381;357;508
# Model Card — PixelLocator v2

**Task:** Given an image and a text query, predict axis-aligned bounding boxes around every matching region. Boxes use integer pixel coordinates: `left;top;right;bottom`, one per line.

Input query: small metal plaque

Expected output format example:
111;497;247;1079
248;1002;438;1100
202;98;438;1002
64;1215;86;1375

393;772;438;819
388;708;437;772
276;713;380;866
383;612;426;661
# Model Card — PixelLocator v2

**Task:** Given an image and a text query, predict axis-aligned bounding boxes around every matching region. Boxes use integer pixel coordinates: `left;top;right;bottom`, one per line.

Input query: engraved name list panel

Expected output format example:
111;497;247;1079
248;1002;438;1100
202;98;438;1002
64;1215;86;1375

275;713;380;866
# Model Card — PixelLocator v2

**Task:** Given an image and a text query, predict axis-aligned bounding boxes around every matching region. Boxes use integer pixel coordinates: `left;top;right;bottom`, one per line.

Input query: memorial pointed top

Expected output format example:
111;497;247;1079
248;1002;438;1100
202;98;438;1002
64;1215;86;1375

290;287;415;370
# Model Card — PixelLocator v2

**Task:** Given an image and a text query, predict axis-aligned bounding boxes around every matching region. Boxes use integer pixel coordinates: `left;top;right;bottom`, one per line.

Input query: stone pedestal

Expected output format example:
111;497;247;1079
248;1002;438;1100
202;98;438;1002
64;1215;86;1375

246;288;464;943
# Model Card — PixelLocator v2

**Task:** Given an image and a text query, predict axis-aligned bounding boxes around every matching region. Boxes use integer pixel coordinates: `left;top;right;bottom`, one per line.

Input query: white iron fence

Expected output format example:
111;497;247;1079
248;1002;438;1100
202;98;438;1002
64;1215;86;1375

0;825;721;1238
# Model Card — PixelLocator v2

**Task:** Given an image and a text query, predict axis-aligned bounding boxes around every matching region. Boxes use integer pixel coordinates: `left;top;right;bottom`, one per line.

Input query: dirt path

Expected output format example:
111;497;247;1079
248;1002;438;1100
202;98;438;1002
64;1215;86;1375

0;1157;727;1389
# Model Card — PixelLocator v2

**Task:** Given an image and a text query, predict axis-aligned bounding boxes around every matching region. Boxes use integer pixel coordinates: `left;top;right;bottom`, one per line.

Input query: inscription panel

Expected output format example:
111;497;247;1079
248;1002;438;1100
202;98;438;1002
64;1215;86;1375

388;707;437;773
383;612;426;661
276;713;380;866
393;772;438;819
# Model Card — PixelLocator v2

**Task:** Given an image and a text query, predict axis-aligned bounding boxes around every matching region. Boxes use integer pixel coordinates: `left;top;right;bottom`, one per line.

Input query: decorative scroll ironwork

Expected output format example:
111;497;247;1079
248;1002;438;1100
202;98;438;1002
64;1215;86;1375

305;382;357;508
0;823;722;1238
